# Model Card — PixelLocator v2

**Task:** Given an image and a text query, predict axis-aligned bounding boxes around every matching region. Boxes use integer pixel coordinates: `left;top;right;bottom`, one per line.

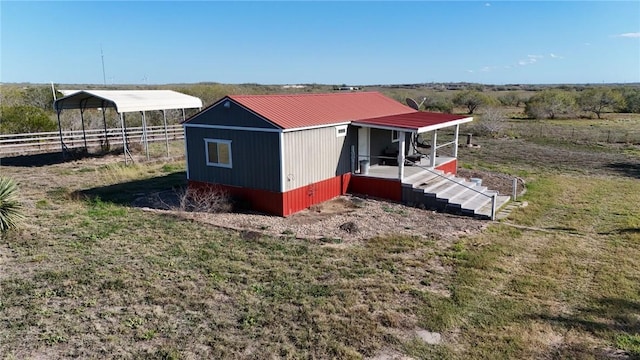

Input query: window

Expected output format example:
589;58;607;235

335;125;348;137
391;130;400;143
205;139;232;168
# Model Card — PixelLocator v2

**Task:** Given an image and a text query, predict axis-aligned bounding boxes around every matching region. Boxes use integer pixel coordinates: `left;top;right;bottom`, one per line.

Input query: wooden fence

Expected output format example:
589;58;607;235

0;125;184;156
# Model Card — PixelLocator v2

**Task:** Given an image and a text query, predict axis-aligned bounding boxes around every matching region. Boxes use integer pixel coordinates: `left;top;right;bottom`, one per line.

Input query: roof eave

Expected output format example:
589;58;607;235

350;122;417;132
416;116;473;133
351;116;473;134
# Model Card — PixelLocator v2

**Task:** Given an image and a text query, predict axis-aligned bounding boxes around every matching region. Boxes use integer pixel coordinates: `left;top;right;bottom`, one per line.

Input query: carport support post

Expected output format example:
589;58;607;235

397;131;405;180
80;107;87;151
162;110;170;157
101;101;109;151
141;111;149;160
429;130;438;167
56;109;66;159
120;112;128;164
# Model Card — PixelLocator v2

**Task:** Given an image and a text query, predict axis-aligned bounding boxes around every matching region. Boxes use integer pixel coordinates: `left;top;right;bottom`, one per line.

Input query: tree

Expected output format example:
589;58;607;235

620;88;640;113
498;93;524;107
475;107;507;137
0;85;55;110
577;88;625;119
0;105;57;134
525;89;576;119
0;177;23;234
423;95;454;114
452;90;492;114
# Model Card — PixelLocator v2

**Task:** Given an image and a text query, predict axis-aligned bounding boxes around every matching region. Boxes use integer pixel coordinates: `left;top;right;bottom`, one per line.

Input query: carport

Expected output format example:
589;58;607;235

53;90;203;163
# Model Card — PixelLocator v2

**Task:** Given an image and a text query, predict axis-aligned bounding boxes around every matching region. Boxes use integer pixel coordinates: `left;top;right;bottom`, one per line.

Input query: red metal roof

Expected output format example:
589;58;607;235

353;112;472;133
229;92;415;129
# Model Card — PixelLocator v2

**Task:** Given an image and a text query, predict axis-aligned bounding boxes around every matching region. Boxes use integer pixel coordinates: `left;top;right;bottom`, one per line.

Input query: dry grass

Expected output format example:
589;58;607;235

1;118;639;359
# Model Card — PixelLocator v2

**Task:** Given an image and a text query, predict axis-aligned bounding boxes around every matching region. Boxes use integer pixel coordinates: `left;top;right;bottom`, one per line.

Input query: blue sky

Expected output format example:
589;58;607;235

1;1;639;85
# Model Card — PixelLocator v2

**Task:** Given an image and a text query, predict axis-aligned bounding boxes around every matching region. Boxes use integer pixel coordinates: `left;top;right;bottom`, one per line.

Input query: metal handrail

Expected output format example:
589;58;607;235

406;159;498;220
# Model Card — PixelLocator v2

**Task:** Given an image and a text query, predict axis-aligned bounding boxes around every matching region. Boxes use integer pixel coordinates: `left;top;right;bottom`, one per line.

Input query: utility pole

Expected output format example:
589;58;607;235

101;44;107;86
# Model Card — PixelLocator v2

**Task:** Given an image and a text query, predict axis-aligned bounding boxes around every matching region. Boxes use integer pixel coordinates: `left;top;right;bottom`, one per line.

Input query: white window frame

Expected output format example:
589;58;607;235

335;125;348;137
204;138;233;168
391;130;400;143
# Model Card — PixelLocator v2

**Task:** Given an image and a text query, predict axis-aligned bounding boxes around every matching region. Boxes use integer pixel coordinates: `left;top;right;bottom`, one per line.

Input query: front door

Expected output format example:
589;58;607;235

358;127;369;163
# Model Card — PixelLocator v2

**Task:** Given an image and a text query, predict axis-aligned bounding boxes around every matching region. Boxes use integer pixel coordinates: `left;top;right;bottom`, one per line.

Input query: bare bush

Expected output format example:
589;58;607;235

475;107;507;137
176;186;233;213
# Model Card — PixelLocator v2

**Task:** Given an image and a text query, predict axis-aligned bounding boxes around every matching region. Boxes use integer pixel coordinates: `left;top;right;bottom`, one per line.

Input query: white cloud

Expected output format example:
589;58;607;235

549;53;564;59
466;70;474;73
481;66;491;72
517;54;544;66
485;3;491;7
614;32;640;38
584;42;591;46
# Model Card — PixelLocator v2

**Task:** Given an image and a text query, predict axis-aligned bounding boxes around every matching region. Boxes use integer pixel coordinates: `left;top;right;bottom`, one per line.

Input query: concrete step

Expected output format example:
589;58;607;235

435;179;475;199
420;175;457;195
459;190;499;213
403;171;512;220
473;195;511;219
403;172;442;189
403;169;442;186
448;185;489;205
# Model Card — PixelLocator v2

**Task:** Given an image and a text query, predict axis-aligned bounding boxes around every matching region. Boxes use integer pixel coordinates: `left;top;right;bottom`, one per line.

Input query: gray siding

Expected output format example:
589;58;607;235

186;99;278;129
283;125;355;191
186;127;281;192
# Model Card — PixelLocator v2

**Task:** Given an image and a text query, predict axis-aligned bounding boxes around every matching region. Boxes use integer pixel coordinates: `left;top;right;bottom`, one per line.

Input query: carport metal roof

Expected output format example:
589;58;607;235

53;89;203;163
54;90;203;113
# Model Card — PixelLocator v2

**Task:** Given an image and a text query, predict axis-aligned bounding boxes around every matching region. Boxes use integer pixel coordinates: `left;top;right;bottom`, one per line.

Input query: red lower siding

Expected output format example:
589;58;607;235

190;174;351;217
435;159;457;175
188;181;284;215
282;173;351;216
348;176;402;202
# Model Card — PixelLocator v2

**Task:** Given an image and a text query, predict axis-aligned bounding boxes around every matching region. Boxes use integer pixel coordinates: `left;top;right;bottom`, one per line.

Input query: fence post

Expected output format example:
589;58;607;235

512;178;518;201
491;193;497;221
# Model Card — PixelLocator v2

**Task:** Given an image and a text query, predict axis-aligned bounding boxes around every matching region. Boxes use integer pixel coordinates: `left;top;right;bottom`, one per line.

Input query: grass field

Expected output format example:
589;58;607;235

1;115;639;359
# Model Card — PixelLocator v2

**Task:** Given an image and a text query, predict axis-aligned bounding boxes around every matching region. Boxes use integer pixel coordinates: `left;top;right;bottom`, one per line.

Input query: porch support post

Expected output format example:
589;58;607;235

398;131;405;180
429;130;437;167
453;124;460;158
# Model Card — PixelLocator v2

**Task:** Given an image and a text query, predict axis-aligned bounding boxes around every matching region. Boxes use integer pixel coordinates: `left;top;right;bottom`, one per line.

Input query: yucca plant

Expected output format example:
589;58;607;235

0;177;23;233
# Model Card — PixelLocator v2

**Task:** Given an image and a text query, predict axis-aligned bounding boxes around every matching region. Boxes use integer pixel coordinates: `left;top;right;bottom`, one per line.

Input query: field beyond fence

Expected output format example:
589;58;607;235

503;122;640;144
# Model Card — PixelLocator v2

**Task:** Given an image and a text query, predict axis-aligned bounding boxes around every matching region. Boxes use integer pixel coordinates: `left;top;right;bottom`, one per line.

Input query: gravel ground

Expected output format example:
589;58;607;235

143;194;490;244
135;168;524;244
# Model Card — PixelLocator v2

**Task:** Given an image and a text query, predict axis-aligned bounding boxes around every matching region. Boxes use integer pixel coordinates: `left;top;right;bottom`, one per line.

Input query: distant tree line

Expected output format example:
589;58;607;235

1;83;639;134
405;86;639;119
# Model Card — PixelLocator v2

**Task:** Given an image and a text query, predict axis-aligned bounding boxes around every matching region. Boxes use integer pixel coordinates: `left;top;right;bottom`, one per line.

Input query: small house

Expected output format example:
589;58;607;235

183;92;509;218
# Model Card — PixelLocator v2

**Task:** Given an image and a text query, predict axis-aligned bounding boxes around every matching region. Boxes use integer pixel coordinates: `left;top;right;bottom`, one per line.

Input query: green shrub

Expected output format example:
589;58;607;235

0;105;57;134
0;177;23;233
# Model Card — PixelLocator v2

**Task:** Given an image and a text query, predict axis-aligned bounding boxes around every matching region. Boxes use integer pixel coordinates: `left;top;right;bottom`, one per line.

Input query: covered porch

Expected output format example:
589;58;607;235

358;156;457;180
351;111;473;181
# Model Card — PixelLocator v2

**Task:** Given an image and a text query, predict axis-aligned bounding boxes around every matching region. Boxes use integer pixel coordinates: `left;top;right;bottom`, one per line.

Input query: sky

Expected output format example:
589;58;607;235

1;1;639;86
